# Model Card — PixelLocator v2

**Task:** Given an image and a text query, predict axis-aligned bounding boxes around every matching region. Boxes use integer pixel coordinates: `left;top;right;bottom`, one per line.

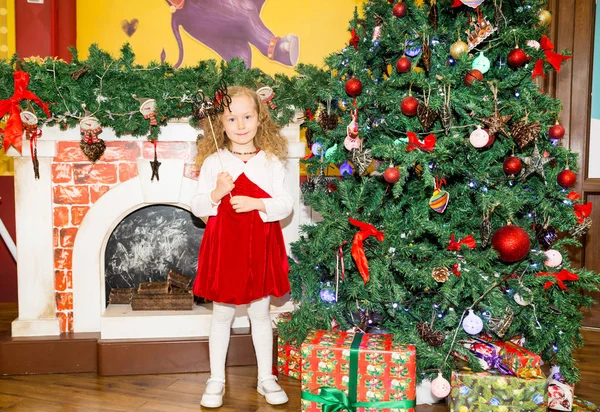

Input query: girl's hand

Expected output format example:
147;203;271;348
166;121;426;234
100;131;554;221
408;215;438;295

212;172;234;203
230;196;265;213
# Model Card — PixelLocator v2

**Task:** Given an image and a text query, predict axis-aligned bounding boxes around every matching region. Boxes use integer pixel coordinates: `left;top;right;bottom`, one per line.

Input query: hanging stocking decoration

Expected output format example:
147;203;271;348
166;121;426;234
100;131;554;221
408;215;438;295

150;139;161;181
19;110;41;179
417;87;437;130
79;114;106;163
440;85;452;134
0;71;50;154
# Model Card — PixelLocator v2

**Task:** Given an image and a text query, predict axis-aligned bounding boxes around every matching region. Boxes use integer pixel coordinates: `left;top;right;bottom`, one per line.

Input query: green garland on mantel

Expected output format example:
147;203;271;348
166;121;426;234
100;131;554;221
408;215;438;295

1;44;323;140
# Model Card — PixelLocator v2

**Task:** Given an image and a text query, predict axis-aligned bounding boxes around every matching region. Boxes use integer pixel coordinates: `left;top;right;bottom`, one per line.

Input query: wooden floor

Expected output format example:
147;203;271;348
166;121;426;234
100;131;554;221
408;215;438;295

0;303;599;411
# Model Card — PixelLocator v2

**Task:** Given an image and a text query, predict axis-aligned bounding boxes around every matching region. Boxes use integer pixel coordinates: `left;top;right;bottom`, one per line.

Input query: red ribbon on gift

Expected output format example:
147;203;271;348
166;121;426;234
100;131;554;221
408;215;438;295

535;269;579;291
0;71;50;153
531;36;572;79
447;234;477;251
348;218;384;284
574;202;592;224
406;132;436;153
349;29;359;51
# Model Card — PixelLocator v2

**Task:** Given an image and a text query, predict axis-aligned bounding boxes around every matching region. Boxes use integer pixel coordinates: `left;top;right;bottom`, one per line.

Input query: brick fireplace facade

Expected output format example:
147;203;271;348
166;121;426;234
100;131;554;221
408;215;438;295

8;119;306;337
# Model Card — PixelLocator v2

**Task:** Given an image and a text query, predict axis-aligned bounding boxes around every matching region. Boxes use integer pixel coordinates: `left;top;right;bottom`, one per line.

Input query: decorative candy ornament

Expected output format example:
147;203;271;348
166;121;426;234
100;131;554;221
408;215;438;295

544;249;563;268
429;176;449;213
431;373;451;398
469;126;490;148
463;309;483;335
472;51;491;74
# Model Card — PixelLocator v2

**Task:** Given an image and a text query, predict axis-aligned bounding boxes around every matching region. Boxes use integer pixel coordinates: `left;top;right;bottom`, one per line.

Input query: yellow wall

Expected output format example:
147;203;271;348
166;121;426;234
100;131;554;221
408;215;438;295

77;0;362;77
0;0;14;176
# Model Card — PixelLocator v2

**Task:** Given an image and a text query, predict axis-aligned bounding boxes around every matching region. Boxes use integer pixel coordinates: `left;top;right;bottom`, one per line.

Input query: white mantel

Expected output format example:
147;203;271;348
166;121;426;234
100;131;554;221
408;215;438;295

8;117;308;338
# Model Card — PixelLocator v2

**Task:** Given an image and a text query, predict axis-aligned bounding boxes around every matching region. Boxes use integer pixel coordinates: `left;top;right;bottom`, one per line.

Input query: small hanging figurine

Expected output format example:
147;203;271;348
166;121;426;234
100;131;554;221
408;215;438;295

20;109;41;179
133;95;158;127
79;111;106;163
256;86;277;109
344;108;362;150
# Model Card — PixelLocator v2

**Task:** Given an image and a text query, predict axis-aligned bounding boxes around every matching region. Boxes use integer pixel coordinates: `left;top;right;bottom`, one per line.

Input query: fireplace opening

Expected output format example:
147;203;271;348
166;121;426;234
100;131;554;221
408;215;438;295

104;204;205;307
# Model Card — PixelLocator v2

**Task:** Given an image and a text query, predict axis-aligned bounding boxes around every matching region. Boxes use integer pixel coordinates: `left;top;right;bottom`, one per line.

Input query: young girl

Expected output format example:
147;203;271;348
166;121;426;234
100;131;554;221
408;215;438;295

191;86;292;408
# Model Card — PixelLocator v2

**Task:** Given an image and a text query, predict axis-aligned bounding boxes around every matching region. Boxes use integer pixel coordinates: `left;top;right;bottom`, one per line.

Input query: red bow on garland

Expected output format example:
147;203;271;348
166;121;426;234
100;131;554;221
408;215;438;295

349;29;359;51
0;71;50;153
574;202;592;224
406;132;436;153
535;269;579;291
531;36;572;79
348;217;384;284
447;234;477;251
567;191;581;201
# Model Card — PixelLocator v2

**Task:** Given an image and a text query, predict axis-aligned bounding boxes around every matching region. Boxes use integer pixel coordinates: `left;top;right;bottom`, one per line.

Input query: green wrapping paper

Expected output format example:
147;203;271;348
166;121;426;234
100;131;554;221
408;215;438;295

449;371;548;412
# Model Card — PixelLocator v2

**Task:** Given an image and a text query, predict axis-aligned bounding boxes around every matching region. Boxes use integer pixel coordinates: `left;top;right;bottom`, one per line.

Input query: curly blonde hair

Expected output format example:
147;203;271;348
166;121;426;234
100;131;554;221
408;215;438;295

195;86;288;167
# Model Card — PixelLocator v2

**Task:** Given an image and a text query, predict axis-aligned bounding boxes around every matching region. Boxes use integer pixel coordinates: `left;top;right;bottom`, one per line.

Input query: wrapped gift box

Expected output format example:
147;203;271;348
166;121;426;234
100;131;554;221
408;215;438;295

300;330;416;412
573;397;600;412
479;336;543;379
276;313;301;380
449;370;548;411
548;366;574;411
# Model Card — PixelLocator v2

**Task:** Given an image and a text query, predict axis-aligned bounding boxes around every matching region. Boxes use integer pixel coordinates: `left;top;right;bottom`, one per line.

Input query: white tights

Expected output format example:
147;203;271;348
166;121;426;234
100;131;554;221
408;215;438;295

209;296;273;380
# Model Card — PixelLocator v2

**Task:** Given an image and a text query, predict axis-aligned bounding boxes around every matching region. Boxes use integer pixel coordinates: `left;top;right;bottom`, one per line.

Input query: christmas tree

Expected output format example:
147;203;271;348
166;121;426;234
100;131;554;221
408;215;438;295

280;0;599;385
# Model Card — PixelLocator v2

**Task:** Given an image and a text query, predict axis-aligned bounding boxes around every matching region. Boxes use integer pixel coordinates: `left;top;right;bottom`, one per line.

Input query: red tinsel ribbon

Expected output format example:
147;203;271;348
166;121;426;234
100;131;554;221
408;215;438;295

406;132;436;153
574;202;592;224
447;234;477;251
0;71;50;153
348;217;384;284
349;28;359;51
144;111;158;126
535;269;579;291
531;36;572;79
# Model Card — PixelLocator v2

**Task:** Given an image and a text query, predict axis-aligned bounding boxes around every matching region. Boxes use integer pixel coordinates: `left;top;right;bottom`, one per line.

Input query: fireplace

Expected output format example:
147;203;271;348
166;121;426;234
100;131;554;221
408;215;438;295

8;119;306;338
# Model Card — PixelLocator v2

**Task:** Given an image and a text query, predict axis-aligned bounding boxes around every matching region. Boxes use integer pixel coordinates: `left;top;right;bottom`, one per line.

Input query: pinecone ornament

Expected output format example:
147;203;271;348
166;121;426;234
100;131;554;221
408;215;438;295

432;267;450;283
480;212;492;248
417;322;445;347
418;103;437;131
318;111;339;131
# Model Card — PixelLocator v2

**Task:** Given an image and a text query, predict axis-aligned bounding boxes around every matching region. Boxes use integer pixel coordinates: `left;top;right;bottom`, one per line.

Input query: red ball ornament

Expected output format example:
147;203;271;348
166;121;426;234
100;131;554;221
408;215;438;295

549;121;565;139
491;225;531;263
384;167;400;183
464;69;483;87
393;2;407;17
401;96;418;116
483;130;495;148
396;56;411;73
557;168;577;188
507;47;528;68
327;181;338;193
345;78;363;97
503;156;522;175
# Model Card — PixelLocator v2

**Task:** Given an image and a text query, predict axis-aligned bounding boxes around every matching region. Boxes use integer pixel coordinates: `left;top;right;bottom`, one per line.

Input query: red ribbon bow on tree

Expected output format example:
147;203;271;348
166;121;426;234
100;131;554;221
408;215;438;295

574;202;592;224
0;71;50;153
531;36;572;79
535;269;579;291
406;132;436;153
447;234;477;251
567;191;581;201
349;29;360;51
348;217;384;284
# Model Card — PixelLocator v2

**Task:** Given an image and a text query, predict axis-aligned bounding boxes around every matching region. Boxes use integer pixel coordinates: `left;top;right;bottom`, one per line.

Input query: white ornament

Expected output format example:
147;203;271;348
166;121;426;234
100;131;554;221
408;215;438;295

462;309;483;335
20;110;38;126
472;51;491;74
526;40;541;50
544;249;563;268
469;126;490;148
460;0;485;7
431;372;451;398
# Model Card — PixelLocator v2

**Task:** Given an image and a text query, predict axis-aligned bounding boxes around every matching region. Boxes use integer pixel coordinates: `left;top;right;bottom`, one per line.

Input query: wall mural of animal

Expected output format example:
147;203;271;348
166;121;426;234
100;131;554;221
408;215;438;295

164;0;299;68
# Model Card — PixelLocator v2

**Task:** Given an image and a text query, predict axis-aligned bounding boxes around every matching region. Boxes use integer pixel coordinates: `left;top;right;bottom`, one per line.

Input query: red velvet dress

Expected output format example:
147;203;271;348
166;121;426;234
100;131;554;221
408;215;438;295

193;172;290;304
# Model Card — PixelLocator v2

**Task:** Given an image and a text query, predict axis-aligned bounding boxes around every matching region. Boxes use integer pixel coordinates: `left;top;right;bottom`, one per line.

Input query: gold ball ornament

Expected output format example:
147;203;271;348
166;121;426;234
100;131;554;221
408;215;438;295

538;10;551;27
450;41;469;59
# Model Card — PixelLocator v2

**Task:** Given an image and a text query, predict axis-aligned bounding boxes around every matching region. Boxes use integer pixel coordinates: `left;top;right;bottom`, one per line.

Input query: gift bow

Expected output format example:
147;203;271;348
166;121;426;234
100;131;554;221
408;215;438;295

447;234;477;251
574;202;592;224
531;36;572;79
349;218;384;284
406;132;436;152
469;338;513;376
301;333;415;411
0;71;50;153
535;269;579;291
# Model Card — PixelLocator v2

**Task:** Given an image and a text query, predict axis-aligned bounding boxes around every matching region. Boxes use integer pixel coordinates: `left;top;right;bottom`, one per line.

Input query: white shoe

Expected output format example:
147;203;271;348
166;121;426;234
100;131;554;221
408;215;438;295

257;375;289;405
201;377;225;409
